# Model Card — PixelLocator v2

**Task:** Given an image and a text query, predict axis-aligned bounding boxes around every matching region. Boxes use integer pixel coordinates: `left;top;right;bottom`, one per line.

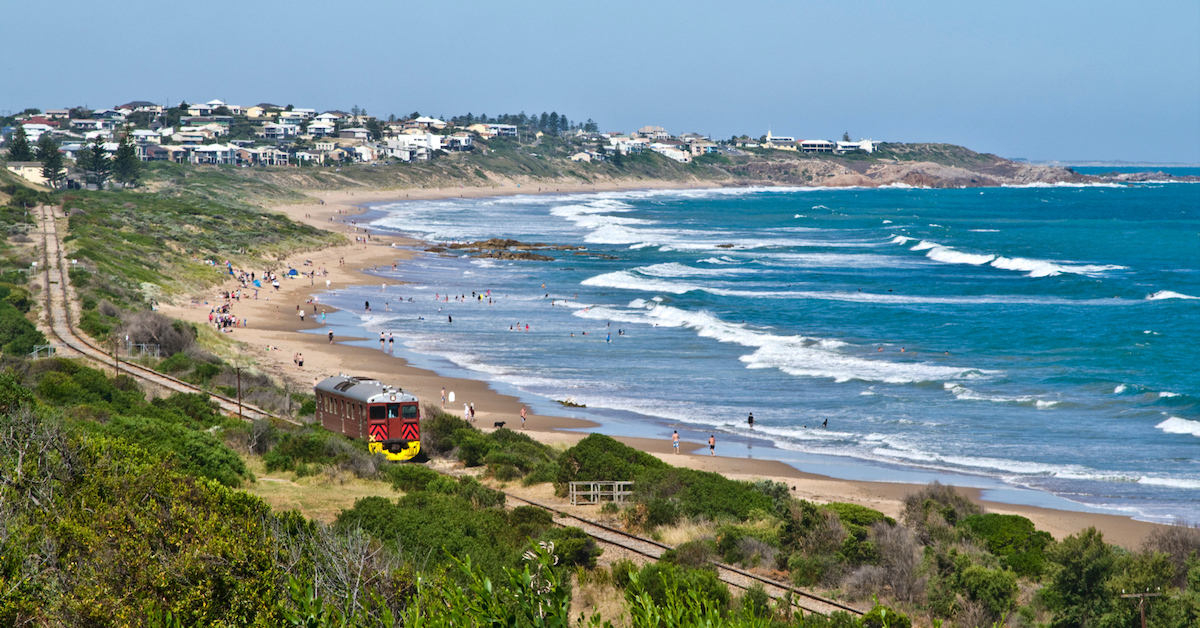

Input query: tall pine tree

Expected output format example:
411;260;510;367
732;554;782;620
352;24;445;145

6;126;35;161
85;137;111;188
37;135;65;189
112;129;140;187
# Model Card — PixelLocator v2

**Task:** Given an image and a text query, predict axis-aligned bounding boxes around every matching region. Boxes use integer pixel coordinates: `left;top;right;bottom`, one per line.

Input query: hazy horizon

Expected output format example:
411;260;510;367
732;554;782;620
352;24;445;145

4;0;1197;163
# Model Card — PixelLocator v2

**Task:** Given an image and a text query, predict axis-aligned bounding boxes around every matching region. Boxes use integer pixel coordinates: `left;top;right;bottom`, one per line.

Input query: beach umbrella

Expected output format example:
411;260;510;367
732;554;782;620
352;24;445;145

253;279;261;287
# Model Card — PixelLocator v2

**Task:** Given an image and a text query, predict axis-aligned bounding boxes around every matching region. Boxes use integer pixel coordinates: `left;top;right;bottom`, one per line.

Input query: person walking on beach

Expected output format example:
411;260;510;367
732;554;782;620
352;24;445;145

328;330;334;344
470;403;476;421
708;435;716;456
297;353;304;369
464;402;471;421
380;332;385;349
441;387;446;407
747;412;754;428
672;430;679;454
299;309;305;322
388;332;394;351
365;301;371;312
521;406;527;429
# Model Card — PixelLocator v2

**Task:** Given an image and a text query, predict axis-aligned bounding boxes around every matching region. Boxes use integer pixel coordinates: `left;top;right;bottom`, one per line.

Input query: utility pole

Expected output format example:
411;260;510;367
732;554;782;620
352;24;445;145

112;337;119;377
1121;589;1161;628
236;366;243;421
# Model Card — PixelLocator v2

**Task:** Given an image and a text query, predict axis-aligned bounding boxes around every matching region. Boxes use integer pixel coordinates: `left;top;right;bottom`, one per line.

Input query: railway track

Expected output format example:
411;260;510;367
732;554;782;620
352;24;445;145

37;204;858;617
506;493;865;618
37;204;294;425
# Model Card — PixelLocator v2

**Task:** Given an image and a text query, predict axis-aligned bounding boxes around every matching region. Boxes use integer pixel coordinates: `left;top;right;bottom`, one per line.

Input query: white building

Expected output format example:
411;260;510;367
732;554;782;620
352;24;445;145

800;139;835;153
835;139;876;154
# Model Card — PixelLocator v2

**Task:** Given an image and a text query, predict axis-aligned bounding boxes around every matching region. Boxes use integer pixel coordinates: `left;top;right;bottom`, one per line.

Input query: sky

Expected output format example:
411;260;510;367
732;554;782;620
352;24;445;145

4;0;1198;163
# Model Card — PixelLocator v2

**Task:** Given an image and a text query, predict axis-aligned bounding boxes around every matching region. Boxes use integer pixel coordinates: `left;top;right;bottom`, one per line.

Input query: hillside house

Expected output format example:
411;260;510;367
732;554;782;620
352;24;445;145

445;133;473;151
800;139;835;153
835;139;876;154
5;162;49;186
118;101;163;114
486;124;517;137
338;127;371;141
308;121;336;137
260;123;299;140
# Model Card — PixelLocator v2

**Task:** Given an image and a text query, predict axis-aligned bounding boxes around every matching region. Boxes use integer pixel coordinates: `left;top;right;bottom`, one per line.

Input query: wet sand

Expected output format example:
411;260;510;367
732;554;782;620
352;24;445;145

159;183;1167;550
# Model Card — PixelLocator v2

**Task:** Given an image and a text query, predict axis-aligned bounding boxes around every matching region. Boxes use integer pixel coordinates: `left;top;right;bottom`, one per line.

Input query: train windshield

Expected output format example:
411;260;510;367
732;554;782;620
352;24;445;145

402;404;418;419
387;404;400;418
369;405;385;420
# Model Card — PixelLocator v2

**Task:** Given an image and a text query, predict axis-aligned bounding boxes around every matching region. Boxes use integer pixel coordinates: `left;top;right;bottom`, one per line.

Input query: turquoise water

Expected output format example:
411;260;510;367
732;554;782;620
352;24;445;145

321;182;1200;522
1073;166;1200;177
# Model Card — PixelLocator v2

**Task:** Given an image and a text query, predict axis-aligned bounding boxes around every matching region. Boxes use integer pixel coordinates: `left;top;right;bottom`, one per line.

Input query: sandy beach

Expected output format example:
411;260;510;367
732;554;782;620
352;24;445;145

159;181;1168;550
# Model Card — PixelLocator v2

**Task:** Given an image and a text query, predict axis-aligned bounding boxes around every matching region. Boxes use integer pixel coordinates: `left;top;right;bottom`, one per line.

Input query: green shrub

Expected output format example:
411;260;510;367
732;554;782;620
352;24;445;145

508;505;555;540
540;526;601;568
861;604;912;628
555;433;667;487
824;502;895;527
789;552;839;587
387;464;441;492
958;564;1018;617
522;460;559;486
739;583;772;619
635;467;775;522
961;513;1053;578
611;559;637;589
156;351;194;373
661;539;718;570
628;562;730;611
0;298;45;355
421;407;472;455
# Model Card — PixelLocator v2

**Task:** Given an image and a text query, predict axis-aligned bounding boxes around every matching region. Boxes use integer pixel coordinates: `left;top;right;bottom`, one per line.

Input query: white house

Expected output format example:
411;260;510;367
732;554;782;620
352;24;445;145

19;123;54;142
338;127;371;141
307;121;336;137
5;162;49;186
190;143;236;165
800;139;835;153
649;143;691;163
570;152;592;162
131;129;161;145
835;139;876;154
410;116;446;130
485;124;517;137
445;133;473;151
260;123;299;139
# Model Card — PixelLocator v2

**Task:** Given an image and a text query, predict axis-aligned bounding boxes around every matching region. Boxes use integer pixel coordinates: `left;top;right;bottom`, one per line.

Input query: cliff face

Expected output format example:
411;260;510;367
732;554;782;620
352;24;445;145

721;145;1093;188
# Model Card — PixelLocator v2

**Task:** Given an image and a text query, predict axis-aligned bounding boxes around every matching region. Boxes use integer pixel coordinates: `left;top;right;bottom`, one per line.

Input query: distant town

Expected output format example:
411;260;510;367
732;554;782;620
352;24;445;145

1;99;875;188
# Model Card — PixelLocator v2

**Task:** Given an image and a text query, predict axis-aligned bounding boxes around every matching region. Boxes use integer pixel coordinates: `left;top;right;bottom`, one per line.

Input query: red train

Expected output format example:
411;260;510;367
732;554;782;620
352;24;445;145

314;375;423;461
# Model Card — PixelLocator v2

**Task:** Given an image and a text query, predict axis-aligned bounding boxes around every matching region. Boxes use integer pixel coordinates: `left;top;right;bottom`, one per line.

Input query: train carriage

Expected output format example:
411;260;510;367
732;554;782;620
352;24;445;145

314;375;423;461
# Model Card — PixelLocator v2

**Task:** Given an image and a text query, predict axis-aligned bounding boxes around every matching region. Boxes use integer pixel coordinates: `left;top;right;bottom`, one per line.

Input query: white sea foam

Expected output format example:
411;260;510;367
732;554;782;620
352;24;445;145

890;235;915;245
945;383;1034;404
697;256;740;265
926;247;997;266
970;229;1000;232
1114;384;1128;394
1036;400;1060;408
1156;417;1200;437
635;262;753;278
1146;290;1200;300
990;256;1126;278
573;302;987;385
897;238;1126;277
581;271;700;294
1159;391;1181;398
882;220;893;224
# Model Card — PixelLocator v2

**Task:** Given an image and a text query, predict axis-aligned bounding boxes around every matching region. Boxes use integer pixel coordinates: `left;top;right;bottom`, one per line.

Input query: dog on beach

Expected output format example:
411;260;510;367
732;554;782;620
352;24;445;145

494;421;506;429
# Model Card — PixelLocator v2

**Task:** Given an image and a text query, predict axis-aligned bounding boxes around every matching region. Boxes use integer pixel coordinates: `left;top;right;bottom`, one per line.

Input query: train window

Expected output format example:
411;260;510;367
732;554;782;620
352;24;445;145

387;403;399;418
401;404;418;419
369;405;385;420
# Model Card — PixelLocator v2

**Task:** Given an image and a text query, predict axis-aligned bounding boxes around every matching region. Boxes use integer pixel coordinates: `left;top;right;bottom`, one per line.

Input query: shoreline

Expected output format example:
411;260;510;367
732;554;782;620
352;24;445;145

161;181;1171;550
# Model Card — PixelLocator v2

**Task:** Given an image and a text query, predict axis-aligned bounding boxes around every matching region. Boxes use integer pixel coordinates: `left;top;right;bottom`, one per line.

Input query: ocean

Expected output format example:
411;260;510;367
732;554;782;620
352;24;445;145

316;181;1200;524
